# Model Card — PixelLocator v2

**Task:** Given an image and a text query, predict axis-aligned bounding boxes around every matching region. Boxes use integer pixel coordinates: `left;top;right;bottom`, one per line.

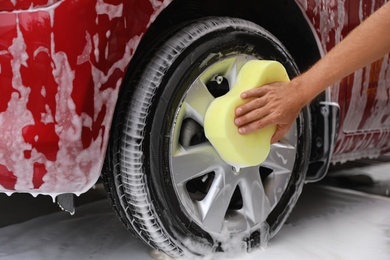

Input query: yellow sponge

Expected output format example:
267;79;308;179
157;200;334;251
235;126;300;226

204;60;290;169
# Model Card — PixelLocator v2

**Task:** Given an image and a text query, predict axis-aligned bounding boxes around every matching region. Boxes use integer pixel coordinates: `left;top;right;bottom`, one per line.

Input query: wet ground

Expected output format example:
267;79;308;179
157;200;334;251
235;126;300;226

0;157;389;260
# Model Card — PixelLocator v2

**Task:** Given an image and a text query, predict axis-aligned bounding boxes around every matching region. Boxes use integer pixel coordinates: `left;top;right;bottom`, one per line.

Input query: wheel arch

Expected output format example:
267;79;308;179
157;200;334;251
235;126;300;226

142;0;322;73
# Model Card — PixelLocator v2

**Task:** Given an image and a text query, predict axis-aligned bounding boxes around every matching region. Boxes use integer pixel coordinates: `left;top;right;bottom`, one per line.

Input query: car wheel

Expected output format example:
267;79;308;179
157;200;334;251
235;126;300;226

103;17;311;258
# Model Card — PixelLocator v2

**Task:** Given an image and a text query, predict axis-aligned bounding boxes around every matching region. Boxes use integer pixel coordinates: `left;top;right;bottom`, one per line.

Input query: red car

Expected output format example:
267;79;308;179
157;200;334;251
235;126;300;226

0;0;389;258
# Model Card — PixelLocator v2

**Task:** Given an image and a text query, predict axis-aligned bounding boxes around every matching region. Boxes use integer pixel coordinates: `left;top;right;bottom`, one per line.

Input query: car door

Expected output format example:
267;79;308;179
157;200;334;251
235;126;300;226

343;0;390;133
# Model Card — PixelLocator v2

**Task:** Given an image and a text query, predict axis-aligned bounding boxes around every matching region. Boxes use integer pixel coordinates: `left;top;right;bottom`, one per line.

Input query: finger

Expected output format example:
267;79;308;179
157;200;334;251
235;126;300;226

235;95;267;117
240;86;268;99
271;126;290;144
235;105;271;127
237;113;275;135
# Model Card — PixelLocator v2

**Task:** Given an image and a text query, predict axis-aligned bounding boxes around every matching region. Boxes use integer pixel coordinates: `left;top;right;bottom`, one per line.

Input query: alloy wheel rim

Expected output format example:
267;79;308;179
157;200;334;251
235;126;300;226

169;54;298;235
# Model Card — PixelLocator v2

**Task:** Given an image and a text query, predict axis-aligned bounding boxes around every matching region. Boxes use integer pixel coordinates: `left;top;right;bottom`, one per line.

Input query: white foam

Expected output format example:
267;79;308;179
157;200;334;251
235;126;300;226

95;0;123;21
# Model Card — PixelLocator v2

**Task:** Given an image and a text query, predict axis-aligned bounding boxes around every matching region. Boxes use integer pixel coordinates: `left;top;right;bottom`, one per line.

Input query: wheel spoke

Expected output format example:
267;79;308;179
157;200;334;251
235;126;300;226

239;167;271;225
224;55;254;89
171;143;222;185
263;170;291;209
184;78;215;124
262;142;296;173
279;122;298;148
198;170;239;233
261;138;296;209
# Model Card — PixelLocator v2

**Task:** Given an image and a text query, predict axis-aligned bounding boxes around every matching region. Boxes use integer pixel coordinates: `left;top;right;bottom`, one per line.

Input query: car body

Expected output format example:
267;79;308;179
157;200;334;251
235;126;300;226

0;0;389;258
0;0;163;194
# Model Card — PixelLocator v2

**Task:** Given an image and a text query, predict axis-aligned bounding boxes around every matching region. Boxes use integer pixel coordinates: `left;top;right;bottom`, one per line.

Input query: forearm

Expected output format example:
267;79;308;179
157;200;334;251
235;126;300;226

234;2;390;139
294;1;390;107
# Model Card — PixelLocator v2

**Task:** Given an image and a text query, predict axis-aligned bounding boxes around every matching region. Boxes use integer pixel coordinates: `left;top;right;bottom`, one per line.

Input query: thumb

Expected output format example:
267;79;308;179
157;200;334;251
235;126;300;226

271;125;291;144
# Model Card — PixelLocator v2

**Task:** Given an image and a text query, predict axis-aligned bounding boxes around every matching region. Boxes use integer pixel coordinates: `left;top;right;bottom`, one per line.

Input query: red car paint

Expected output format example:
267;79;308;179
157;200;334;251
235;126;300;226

0;0;169;194
0;0;389;195
334;0;390;162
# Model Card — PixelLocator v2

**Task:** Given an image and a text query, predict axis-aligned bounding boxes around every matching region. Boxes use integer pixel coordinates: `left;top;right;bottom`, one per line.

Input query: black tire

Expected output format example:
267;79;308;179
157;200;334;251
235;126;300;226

103;17;311;258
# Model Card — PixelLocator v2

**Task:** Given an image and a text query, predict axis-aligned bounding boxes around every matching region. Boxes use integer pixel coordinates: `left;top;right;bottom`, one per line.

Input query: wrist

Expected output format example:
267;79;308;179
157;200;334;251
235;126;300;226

289;77;311;109
290;70;329;108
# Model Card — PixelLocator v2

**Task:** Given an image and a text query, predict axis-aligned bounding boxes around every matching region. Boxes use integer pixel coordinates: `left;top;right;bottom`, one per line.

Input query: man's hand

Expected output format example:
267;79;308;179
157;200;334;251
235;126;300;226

234;81;303;143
